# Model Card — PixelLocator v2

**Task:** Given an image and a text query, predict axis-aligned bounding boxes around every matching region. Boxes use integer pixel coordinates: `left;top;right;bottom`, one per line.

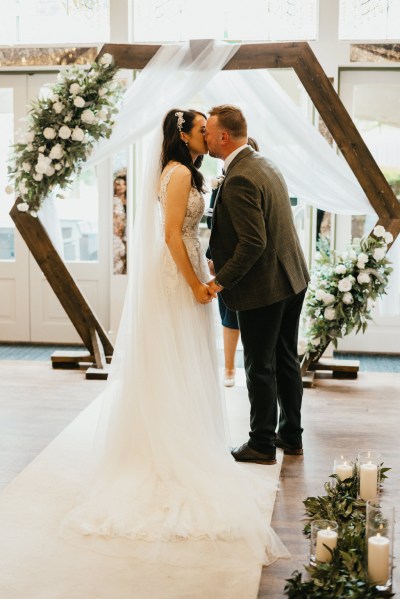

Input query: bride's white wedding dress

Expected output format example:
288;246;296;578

61;163;288;570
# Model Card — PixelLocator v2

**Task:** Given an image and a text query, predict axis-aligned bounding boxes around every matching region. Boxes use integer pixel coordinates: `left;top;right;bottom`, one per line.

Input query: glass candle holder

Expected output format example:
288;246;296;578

310;519;338;566
357;450;381;501
333;454;354;483
366;498;395;592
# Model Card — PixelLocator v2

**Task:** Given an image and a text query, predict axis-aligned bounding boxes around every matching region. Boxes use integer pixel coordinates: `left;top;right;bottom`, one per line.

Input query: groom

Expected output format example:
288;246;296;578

205;105;309;465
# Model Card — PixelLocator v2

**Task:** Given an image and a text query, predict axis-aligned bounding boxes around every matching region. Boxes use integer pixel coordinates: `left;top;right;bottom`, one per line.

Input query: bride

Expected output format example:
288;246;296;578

62;108;288;569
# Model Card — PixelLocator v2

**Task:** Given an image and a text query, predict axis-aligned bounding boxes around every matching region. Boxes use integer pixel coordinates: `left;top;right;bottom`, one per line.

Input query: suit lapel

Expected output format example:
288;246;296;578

225;146;254;176
212;147;255;226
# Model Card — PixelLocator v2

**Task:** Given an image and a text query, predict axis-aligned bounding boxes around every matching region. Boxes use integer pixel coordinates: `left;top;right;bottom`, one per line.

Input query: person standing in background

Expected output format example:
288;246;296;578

113;173;127;274
207;137;259;388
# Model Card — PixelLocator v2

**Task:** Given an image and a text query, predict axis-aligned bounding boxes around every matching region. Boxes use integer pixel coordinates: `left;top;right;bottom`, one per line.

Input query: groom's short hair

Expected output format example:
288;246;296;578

209;105;247;139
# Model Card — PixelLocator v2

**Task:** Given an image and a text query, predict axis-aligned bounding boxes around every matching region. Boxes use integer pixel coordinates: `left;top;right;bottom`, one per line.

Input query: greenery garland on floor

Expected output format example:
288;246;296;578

284;466;392;598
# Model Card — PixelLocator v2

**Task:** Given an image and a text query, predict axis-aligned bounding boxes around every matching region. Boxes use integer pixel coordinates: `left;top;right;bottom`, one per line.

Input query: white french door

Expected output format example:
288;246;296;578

0;73;111;343
0;76;30;340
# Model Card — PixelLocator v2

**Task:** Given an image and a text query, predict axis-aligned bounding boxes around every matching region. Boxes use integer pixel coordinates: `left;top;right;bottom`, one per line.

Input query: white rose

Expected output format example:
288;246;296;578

50;93;59;102
384;232;393;244
324;307;336;321
54;163;62;171
5;184;14;194
53;102;64;114
22;162;31;172
17;201;30;212
33;172;43;181
99;52;113;66
98;108;108;120
367;298;375;311
373;247;386;261
357;252;369;264
338;277;353;292
347;249;357;260
357;271;371;284
18;180;28;195
357;261;365;270
43;127;56;140
322;293;335;305
38;146;45;153
335;264;346;275
342;292;354;305
98;87;107;97
35;155;52;174
71;127;85;142
69;82;81;95
30;210;38;218
49;144;65;160
73;96;85;108
81;109;95;124
45;165;55;176
315;289;326;301
373;225;386;238
58;125;71;140
27;143;34;152
311;337;321;347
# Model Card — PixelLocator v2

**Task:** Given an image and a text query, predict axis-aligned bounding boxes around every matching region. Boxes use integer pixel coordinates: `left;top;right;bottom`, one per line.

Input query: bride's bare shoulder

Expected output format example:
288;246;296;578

161;162;191;182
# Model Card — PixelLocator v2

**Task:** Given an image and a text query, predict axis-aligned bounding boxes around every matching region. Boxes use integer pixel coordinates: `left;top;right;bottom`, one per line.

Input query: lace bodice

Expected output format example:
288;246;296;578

158;164;209;293
158;164;205;238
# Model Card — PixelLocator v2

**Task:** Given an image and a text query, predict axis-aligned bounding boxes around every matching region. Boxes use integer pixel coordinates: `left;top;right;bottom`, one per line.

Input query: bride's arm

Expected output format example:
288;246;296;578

164;166;215;304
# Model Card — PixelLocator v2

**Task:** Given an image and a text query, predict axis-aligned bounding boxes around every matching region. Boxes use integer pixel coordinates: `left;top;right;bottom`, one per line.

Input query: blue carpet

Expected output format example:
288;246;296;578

333;352;400;373
1;344;399;373
0;344;84;361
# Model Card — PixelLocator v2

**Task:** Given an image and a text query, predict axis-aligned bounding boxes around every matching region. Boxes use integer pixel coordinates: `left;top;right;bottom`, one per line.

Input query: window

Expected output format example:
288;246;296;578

133;0;318;42
339;0;400;40
0;89;15;261
0;0;110;44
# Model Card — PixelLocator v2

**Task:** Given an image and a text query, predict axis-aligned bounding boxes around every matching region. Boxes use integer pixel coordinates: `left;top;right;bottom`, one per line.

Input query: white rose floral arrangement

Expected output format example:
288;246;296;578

6;53;121;216
303;225;393;361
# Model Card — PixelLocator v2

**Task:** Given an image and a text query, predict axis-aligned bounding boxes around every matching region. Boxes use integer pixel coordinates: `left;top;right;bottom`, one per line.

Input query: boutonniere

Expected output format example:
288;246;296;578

210;175;225;190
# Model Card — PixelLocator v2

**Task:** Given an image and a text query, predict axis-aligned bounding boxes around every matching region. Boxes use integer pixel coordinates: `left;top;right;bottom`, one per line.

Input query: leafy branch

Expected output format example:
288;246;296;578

284;466;393;598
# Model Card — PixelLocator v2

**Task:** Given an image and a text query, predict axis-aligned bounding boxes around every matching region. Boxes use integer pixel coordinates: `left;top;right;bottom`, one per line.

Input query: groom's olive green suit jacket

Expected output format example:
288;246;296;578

209;146;309;311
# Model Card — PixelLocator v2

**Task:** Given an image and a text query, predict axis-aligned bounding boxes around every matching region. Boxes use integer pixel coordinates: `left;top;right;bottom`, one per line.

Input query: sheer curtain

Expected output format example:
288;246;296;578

88;39;375;216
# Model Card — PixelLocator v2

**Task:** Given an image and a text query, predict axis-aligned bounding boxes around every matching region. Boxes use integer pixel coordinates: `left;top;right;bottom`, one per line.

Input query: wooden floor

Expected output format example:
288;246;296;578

1;361;399;597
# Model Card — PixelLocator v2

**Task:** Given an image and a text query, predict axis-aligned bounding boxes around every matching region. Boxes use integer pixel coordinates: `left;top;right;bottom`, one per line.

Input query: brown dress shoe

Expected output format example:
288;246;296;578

274;435;303;455
231;442;277;465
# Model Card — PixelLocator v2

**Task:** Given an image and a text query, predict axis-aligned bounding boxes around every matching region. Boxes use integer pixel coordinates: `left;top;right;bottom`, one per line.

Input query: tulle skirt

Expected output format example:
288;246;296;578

61;241;288;568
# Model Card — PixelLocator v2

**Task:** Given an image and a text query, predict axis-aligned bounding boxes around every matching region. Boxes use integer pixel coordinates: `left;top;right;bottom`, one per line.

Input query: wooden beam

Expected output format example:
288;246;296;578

99;41;305;71
100;40;400;243
10;201;114;358
293;44;400;222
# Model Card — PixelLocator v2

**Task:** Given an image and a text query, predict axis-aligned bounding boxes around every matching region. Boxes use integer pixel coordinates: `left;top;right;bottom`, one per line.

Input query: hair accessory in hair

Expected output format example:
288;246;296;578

175;111;185;132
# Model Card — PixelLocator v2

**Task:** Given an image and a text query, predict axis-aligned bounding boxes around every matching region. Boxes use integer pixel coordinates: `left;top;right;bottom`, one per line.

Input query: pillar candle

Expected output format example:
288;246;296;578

335;461;352;481
360;462;378;501
368;534;390;585
315;527;338;563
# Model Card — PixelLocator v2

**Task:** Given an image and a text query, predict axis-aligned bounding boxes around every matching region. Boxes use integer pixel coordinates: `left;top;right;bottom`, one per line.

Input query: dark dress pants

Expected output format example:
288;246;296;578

237;289;306;454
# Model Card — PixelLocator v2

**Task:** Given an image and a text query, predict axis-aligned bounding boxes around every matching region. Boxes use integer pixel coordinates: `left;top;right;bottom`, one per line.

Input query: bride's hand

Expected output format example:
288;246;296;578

193;283;216;304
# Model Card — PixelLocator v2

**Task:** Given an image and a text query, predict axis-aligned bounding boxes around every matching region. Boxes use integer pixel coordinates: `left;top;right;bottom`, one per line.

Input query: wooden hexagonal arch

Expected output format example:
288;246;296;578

11;41;400;376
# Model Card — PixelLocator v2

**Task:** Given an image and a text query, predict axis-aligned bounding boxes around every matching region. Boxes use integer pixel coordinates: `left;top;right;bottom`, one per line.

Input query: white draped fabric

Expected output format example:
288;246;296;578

88;39;375;216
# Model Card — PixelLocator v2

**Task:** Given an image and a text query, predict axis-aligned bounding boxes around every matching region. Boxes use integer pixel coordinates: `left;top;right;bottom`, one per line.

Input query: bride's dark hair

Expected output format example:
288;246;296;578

161;109;206;193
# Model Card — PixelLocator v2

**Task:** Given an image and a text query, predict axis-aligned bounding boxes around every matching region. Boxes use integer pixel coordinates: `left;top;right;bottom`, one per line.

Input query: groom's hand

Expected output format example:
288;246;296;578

193;283;217;304
208;279;224;294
